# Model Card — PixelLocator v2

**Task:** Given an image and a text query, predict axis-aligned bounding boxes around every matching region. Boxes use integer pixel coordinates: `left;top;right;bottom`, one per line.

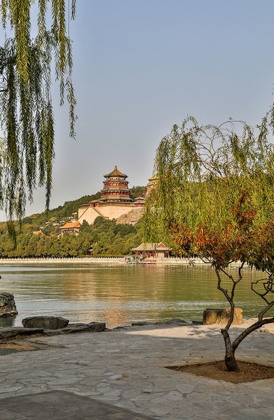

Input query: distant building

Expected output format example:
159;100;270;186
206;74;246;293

78;166;145;225
133;196;146;207
59;220;81;235
132;242;172;259
100;166;133;205
146;175;158;196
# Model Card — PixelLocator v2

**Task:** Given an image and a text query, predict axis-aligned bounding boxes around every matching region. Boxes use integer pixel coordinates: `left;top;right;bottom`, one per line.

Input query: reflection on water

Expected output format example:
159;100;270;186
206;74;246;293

0;264;271;328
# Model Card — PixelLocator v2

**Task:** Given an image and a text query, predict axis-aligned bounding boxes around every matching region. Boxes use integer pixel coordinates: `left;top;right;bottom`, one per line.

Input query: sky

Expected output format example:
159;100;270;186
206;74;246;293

3;0;274;217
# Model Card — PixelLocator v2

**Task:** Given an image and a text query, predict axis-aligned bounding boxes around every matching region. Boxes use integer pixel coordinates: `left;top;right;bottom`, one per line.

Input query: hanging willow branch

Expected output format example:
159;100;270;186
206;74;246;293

0;0;77;220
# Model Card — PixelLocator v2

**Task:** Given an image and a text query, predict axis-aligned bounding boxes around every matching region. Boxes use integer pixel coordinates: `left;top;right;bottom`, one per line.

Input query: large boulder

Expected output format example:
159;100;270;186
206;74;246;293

0;292;18;317
203;308;243;325
22;316;69;330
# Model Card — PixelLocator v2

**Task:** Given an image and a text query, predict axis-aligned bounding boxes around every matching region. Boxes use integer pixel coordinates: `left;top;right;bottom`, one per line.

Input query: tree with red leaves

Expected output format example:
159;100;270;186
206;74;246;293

144;115;274;371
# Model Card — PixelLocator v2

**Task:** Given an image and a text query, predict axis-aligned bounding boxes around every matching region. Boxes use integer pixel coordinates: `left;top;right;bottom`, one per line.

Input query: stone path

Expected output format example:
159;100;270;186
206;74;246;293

0;390;154;419
0;322;273;419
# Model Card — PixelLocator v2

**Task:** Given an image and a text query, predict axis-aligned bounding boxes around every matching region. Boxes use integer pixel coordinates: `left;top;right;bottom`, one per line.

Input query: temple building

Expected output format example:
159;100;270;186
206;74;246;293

146;175;158;196
78;166;145;225
59;218;81;235
132;242;172;259
99;166;132;205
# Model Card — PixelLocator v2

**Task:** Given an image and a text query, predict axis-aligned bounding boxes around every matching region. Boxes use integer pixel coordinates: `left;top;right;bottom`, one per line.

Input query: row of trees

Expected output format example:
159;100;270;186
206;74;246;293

0;217;142;258
145;115;274;372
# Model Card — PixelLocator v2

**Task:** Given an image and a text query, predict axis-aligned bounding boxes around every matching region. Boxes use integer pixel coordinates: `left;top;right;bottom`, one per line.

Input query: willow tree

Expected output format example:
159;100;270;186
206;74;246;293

0;0;76;220
144;115;274;372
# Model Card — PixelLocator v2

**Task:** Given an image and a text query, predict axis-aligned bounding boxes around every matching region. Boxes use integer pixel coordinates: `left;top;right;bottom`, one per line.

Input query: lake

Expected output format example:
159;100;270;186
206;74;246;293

0;264;271;328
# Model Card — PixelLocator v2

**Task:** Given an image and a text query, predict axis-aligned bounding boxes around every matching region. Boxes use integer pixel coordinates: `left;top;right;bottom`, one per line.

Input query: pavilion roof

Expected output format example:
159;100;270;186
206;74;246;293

60;221;81;229
132;242;172;252
104;165;127;178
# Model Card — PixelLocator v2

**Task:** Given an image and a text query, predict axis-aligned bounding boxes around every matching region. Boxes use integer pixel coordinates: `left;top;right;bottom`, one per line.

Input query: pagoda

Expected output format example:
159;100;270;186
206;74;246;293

78;165;145;225
99;166;133;205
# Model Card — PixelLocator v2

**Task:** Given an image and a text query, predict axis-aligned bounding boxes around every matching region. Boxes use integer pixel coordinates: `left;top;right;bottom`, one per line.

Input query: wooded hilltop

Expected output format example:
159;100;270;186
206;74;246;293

0;187;146;258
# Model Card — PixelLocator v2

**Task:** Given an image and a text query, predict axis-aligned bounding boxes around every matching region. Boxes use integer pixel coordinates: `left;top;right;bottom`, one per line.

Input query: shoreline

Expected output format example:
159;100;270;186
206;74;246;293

0;257;244;266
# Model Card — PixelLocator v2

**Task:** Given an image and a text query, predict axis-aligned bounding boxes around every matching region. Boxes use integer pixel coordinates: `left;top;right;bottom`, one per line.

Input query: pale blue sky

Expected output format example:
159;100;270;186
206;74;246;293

4;1;274;216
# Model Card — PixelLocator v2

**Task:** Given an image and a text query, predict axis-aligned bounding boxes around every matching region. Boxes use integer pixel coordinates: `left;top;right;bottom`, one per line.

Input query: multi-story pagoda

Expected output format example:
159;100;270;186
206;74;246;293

78;165;145;225
99;166;132;205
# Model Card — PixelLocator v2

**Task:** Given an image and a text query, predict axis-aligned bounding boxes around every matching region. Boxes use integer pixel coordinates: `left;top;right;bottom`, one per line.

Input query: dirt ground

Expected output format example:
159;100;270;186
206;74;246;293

168;360;274;384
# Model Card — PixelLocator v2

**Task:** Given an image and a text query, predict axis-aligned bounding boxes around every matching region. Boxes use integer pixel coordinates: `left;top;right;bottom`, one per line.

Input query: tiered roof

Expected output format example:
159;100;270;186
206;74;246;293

99;166;132;204
104;165;127;178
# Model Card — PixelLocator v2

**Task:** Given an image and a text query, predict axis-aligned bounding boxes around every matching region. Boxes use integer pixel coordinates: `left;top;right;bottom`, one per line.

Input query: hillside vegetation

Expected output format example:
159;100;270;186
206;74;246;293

0;187;147;258
0;217;143;258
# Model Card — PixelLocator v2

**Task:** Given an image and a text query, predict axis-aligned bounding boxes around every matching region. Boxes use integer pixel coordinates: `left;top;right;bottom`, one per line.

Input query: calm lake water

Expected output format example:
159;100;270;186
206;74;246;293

0;264;271;328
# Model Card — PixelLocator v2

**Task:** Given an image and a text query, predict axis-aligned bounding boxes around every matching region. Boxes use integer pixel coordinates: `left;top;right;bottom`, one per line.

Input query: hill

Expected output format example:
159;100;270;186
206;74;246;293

22;192;101;235
0;186;147;258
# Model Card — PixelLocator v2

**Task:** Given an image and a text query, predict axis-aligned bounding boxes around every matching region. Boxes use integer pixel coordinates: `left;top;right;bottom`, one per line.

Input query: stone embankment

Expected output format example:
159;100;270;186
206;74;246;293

0;257;244;266
0;316;105;341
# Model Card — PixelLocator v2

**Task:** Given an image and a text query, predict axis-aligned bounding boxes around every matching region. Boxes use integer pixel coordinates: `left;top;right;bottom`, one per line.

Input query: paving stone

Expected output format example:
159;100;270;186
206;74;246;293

230;410;273;420
0;322;274;419
0;409;26;420
0;392;155;420
3;401;49;414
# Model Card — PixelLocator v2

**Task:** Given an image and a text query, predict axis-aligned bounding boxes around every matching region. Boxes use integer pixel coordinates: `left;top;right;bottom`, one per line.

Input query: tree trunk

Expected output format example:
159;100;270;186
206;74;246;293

221;328;239;372
224;349;239;372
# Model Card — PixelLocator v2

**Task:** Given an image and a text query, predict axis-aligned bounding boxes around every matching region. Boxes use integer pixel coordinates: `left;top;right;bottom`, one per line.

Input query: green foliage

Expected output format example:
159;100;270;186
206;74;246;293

0;215;142;258
21;192;101;231
0;1;77;219
130;186;147;200
80;217;142;256
145;115;274;372
145;115;274;269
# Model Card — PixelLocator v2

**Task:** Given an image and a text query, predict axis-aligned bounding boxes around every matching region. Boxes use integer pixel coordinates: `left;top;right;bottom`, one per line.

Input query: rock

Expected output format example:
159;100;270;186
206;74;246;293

132;319;191;327
0;321;106;341
0;327;44;340
155;318;191;326
131;321;151;326
22;316;69;329
192;320;203;325
116;208;143;225
165;318;191;325
43;330;62;337
203;308;243;325
0;292;18;317
60;322;106;334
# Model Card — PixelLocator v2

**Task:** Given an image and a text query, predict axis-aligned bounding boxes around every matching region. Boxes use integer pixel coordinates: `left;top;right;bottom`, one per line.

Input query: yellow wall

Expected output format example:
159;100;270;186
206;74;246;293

78;205;135;225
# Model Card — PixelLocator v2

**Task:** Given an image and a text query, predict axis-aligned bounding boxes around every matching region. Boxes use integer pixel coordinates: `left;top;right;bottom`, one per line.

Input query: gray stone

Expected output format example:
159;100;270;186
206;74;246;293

22;316;69;330
0;327;44;340
131;321;151;326
155;318;190;326
0;391;155;419
132;319;190;327
60;322;106;334
0;292;18;317
42;330;62;337
166;318;191;325
203;308;243;325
